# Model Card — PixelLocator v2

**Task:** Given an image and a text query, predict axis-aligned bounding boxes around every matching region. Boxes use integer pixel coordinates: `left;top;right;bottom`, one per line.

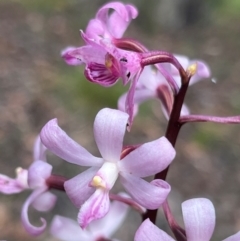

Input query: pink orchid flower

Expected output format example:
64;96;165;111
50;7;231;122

0;136;57;236
50;192;129;241
62;31;142;87
134;198;240;241
118;55;210;121
62;1;138;66
40;108;176;228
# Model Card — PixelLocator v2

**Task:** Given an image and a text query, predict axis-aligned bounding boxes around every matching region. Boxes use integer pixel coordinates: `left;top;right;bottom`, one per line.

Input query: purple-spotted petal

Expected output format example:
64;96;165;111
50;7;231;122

50;215;91;241
78;189;110;229
120;173;171;209
85;61;120;87
182;198;215;241
64;167;98;208
40;119;103;167
61;47;83;66
134;219;175;241
94;108;128;162
21;187;48;236
32;191;57;212
89;192;129;238
28;160;52;189
119;136;175;177
222;231;240;241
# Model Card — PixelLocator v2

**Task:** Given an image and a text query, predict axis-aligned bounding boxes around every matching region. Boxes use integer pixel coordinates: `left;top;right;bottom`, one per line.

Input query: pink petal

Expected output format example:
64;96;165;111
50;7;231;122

180;104;190;116
50;215;91;241
85;19;106;40
0;174;26;194
28;160;52;189
222;231;240;241
126;69;143;129
78;189;110;229
16;168;29;189
21;187;48;236
96;2;137;28
120;173;171;209
89;192;129;238
33;136;47;162
108;4;138;38
174;54;190;71
67;45;106;65
134;219;175;241
32;191;57;212
137;66;163;91
119;137;175;177
64;167;98;208
182;198;215;241
40;119;103;166
94;108;128;162
118;89;155;118
190;60;211;85
61;46;83;66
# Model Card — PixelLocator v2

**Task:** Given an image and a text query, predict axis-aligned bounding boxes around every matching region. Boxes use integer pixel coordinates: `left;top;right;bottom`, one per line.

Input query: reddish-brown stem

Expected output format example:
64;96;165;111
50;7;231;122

141;51;187;82
113;38;148;53
143;77;190;241
46;174;67;191
115;37;190;240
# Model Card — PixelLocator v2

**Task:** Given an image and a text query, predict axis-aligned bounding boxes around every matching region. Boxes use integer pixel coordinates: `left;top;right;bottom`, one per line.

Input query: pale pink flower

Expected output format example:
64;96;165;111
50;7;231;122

40;108;176;228
0;136;57;236
134;198;240;241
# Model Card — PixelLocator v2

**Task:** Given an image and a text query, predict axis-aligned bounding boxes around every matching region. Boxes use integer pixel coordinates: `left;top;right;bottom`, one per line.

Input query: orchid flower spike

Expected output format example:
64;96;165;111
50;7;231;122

134;198;240;241
40;108;176;228
50;192;129;241
118;55;211;122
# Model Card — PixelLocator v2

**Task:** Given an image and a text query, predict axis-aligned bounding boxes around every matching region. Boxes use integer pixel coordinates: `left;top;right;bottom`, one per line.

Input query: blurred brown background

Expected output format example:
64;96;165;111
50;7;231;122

0;0;240;240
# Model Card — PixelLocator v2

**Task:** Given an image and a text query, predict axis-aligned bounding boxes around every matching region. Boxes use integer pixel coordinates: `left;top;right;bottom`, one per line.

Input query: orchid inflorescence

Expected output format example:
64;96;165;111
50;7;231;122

1;1;240;241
